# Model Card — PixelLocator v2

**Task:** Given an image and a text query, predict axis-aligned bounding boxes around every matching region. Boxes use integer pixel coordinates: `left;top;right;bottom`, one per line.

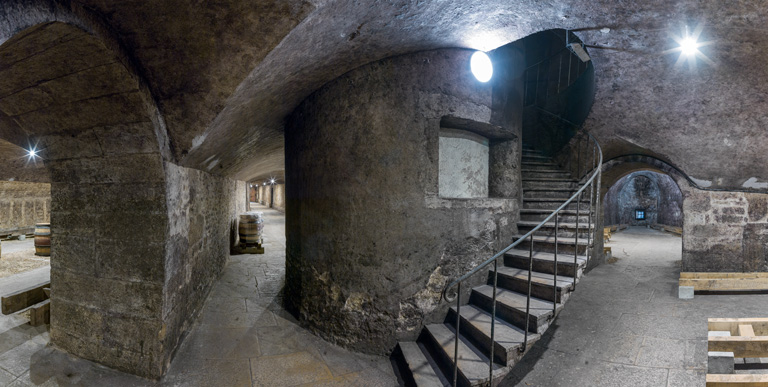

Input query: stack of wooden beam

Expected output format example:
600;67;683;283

1;280;50;326
707;318;768;386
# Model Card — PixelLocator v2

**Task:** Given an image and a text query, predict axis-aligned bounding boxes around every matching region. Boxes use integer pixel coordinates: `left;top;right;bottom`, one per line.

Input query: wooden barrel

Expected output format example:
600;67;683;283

34;223;51;256
238;213;264;246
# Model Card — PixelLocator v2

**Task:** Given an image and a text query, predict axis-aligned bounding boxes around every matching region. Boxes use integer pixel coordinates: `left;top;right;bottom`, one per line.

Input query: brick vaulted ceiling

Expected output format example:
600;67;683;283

2;0;767;190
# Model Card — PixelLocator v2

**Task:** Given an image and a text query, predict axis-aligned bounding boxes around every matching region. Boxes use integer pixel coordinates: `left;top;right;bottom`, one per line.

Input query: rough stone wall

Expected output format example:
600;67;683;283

272;184;285;211
285;48;523;354
161;162;246;373
0;181;50;233
683;190;768;272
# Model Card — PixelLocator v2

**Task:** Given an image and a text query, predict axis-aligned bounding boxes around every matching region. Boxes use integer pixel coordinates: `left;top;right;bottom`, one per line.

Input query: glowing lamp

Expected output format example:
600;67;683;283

680;36;699;56
470;51;493;83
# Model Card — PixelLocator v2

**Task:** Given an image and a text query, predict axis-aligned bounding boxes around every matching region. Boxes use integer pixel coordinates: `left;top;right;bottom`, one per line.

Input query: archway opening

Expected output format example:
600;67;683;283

602;170;684;269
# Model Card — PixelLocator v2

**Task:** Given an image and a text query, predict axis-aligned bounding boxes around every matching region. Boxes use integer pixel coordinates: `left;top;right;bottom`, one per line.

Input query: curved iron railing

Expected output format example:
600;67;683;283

441;131;602;386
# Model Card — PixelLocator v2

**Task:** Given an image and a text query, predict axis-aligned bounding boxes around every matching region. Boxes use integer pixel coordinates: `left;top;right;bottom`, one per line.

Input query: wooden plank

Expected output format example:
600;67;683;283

682;273;768;279
679;278;768;291
27;299;50;327
741;325;757;337
706;373;768;386
708;336;768;358
1;281;50;315
710;319;768;337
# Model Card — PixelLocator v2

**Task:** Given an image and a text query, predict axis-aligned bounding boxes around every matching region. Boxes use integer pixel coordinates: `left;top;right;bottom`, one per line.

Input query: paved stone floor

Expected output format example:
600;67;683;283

0;204;397;386
503;226;768;386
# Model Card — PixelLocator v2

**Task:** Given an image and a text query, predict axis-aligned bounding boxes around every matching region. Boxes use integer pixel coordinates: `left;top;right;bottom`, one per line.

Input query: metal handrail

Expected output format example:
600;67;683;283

442;131;602;386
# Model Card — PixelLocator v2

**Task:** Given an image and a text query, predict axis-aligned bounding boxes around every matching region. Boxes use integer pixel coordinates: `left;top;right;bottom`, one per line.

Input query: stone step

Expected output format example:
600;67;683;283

447;304;540;366
397;342;445;387
519;209;590;224
517;221;595;239
521;155;552;163
523;188;583;199
522;180;581;190
470;285;562;334
521;147;543;155
520;161;560;171
522;198;590;211
512;234;589;255
489;266;574;303
521;170;572;179
504;248;586;277
423;323;505;387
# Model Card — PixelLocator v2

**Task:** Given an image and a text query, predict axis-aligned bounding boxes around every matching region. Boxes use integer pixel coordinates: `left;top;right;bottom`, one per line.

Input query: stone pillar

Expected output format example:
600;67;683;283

285;48;524;354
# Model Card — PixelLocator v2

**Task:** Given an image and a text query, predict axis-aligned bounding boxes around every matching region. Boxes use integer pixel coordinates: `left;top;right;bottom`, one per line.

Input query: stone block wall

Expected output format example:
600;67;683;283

683;190;768;272
0;181;50;233
49;151;171;378
272;184;285;211
49;157;247;378
161;163;247;371
262;185;272;207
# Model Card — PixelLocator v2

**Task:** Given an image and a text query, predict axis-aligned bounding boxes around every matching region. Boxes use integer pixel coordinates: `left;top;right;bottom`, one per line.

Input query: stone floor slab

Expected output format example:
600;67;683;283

250;351;334;387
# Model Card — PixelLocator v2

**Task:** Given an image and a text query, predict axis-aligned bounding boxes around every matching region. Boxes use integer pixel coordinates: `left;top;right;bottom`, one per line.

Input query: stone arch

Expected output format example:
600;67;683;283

600;154;695;198
0;1;199;378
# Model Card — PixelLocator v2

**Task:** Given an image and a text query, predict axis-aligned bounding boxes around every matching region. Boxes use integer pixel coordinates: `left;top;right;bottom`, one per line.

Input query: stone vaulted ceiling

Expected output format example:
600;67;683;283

2;0;768;190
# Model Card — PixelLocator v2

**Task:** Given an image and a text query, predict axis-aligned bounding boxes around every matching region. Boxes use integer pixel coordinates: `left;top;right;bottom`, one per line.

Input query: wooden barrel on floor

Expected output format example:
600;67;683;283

238;212;264;247
34;223;51;256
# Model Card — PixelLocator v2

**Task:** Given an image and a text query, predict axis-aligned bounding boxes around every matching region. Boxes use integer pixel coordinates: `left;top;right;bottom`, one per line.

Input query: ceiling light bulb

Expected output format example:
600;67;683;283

680;36;699;56
470;51;493;83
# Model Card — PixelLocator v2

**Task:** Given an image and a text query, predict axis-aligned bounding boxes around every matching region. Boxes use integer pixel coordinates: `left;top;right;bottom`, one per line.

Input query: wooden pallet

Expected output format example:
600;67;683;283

708;318;768;386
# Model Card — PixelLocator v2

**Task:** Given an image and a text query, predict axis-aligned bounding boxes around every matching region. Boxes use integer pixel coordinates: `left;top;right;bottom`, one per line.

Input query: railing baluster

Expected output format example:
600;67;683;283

587;181;593;264
490;258;498;383
574;190;581;291
597;162;603;263
553;212;558;314
453;282;461;387
534;63;540;106
557;53;563;93
588;146;596;264
523;234;534;351
576;136;581;178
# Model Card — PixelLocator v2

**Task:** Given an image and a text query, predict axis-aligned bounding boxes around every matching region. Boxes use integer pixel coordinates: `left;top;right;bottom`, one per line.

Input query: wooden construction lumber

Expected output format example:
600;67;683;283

706;373;768;386
680;273;768;292
709;319;768;337
1;281;50;315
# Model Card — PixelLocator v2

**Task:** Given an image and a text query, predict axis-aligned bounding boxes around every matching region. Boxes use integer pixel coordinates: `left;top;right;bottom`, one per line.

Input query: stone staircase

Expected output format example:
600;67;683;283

392;146;591;386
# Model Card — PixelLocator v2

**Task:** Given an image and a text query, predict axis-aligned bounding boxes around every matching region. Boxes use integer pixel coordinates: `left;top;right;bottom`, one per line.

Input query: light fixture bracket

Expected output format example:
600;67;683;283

565;29;591;63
